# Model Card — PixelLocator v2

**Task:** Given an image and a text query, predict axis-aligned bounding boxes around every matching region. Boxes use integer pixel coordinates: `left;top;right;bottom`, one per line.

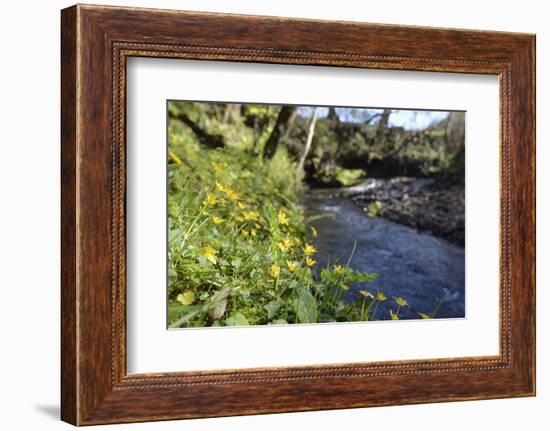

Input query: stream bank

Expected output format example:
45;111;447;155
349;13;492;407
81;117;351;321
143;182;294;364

318;177;465;246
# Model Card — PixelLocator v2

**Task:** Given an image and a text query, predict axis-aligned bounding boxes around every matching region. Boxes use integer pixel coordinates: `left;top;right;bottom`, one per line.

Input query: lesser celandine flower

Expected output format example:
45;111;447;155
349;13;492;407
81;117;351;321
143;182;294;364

215;181;227;193
282;238;293;249
277;238;293;252
303;244;317;256
204;192;218;206
360;290;374;299
286;261;299;272
212;216;224;225
305;256;316;267
339;283;350;291
278;209;289;225
376;291;387;301
213;162;226;173
269;264;280;278
201;245;218;264
168;150;183;165
169;132;177;145
393;296;409;307
237;202;247;210
310;226;318;238
243;210;260;221
389;309;399;320
334;265;345;275
225;187;241;201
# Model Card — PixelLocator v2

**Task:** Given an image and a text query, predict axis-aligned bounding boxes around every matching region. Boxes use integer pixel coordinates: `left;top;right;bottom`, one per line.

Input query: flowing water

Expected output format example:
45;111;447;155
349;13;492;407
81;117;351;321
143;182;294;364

303;190;465;320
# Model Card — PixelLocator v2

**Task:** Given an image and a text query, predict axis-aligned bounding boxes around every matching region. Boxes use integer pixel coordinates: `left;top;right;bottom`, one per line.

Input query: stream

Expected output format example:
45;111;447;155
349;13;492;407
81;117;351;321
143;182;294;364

303;190;465;320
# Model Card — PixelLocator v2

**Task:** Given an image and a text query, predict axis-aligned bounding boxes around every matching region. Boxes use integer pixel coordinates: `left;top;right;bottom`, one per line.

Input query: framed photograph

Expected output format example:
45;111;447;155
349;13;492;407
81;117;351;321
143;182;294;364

61;4;535;425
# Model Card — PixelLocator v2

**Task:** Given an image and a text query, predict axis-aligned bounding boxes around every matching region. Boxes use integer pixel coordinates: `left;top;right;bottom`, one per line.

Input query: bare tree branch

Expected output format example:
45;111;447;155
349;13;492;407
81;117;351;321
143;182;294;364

169;111;225;149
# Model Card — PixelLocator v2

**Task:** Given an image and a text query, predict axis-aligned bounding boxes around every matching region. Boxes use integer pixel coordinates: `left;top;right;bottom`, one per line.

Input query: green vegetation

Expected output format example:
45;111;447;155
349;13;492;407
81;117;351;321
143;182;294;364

367;201;382;218
167;141;387;327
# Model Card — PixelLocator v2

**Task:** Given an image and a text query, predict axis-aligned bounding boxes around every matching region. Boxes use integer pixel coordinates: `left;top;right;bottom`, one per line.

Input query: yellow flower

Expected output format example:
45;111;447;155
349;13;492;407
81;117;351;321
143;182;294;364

283;237;294;248
213;162;227;173
201;245;218;264
203;192;218;206
305;256;316;267
224;188;240;201
269;264;281;278
251;228;257;237
169;132;177;145
241;229;249;238
393;296;409;307
389;309;399;320
360;290;374;299
286;261;300;272
376;291;387;301
168;150;183;165
277;237;293;252
418;313;432;319
310;226;318;238
176;291;195;305
278;209;289;225
215;181;228;193
334;265;345;275
215;182;242;201
237;202;247;210
303;244;317;256
212;216;224;225
243;210;260;222
339;283;350;291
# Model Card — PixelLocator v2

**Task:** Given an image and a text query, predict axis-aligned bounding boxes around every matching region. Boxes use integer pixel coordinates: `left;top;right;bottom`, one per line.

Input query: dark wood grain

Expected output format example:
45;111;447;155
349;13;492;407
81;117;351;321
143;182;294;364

60;6;78;425
61;4;535;425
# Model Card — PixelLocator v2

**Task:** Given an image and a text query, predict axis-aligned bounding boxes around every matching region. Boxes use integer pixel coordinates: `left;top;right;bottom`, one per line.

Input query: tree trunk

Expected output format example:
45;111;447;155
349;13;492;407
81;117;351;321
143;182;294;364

297;108;319;176
263;106;296;159
378;109;391;130
327;107;339;122
170;111;225;149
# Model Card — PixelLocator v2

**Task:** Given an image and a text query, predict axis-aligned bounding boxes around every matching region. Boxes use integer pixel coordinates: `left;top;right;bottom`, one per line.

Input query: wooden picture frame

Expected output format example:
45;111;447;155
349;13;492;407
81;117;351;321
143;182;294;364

61;4;535;425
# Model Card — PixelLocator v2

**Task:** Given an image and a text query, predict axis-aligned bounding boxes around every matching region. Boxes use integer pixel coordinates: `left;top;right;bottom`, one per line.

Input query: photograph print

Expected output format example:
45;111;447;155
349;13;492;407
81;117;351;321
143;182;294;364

167;101;465;328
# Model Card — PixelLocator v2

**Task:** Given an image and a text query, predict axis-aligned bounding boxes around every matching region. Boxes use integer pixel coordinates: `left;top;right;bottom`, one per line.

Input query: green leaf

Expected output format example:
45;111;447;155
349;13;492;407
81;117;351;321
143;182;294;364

264;301;282;319
346;270;379;284
225;312;249;326
168;228;182;243
168;267;178;281
167;304;201;326
293;288;318;323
